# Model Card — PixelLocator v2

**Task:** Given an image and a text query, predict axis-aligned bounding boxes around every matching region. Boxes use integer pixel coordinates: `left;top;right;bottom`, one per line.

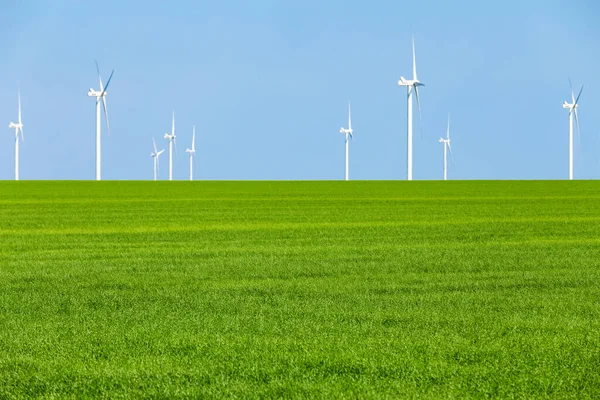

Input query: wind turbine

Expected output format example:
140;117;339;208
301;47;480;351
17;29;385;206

185;126;196;181
8;91;24;181
164;112;176;181
339;102;353;181
151;138;165;181
562;79;583;180
398;37;424;181
87;61;114;181
439;113;453;181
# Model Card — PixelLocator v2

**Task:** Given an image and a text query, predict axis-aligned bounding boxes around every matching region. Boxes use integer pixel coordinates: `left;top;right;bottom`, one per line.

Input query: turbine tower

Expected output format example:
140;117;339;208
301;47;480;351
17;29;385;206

185;126;196;181
164;112;176;181
562;79;583;180
8;91;24;181
87;61;114;181
398;37;424;181
339;102;353;181
151;138;165;181
438;114;453;181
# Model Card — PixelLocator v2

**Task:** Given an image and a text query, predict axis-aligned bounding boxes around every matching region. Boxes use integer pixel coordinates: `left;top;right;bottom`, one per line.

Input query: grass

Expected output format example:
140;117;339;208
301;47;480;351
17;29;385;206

1;180;599;398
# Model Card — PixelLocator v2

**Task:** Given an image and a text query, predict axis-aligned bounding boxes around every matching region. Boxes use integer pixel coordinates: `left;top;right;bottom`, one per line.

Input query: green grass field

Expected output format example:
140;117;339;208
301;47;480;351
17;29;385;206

1;181;599;398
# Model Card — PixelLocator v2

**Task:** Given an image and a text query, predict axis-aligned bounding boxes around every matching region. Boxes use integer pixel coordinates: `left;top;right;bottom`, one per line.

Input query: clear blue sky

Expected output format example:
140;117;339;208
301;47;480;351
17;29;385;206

0;0;598;180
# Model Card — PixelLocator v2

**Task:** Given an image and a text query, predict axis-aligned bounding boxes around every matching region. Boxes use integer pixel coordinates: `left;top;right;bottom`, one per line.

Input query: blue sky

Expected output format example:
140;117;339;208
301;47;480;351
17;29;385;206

0;0;598;180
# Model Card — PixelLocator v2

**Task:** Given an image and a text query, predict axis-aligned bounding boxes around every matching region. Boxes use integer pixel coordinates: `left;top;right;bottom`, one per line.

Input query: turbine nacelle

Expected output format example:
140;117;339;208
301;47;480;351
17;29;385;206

398;77;423;87
9;122;24;141
87;88;107;97
164;133;175;141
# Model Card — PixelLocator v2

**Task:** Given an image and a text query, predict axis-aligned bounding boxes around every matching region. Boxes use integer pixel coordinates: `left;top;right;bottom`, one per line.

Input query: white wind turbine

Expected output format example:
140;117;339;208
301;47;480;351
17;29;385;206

185;126;196;181
87;61;114;181
439;114;453;181
562;79;583;180
8;91;24;181
339;102;353;181
151;138;165;181
164;112;176;181
398;37;425;181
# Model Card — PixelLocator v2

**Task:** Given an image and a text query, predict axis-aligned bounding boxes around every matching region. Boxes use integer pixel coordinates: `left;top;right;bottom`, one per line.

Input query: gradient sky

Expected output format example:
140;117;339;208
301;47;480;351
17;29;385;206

0;0;599;180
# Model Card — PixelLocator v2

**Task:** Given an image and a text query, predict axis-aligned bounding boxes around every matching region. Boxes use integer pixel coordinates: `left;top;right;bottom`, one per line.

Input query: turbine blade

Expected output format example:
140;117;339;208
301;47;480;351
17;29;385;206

17;91;23;141
172;111;177;157
569;77;575;104
574;85;583;106
348;102;352;132
414;86;422;118
18;91;22;125
574;108;581;141
102;70;115;95
172;111;175;137
414;86;423;135
192;126;195;151
95;60;104;92
412;36;417;81
446;112;453;165
102;95;110;135
153;138;157;154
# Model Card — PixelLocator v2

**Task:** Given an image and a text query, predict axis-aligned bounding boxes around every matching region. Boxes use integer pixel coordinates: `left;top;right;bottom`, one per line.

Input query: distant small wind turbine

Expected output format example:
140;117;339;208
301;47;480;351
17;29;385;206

87;61;114;181
562;79;583;180
151;138;165;181
185;126;196;181
339;102;353;181
398;37;425;181
438;113;453;181
8;91;24;181
164;111;176;181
